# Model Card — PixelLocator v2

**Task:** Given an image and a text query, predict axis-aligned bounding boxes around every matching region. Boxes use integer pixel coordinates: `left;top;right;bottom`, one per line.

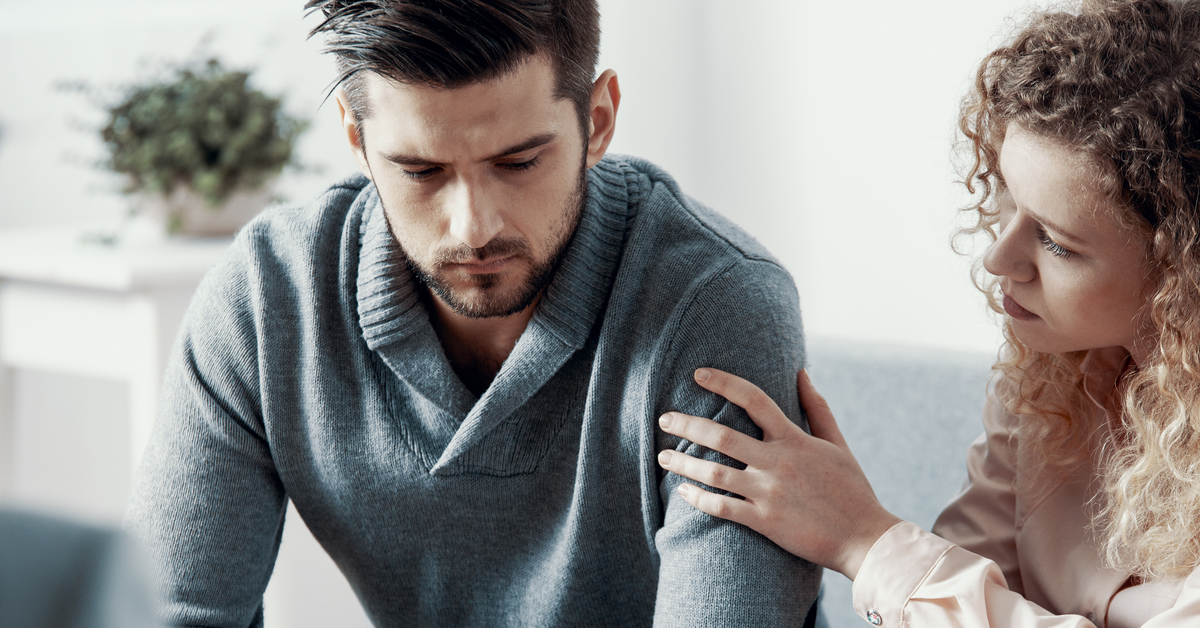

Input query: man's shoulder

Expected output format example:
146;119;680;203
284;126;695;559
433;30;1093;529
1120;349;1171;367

194;173;374;313
240;173;372;250
597;155;792;292
600;155;784;270
594;155;801;366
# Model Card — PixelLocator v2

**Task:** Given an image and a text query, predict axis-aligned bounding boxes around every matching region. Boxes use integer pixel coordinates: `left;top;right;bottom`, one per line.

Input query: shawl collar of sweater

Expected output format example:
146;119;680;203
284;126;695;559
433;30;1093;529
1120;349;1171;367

351;158;640;473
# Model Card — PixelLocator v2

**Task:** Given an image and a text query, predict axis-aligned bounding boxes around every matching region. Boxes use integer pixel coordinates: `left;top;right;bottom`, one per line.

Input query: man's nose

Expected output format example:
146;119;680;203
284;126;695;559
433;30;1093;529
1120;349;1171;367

447;179;504;250
982;215;1036;283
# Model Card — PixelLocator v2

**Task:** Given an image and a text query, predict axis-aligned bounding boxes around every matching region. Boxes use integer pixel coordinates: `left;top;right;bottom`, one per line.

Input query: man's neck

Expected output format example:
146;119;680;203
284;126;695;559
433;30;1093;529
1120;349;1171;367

426;292;539;398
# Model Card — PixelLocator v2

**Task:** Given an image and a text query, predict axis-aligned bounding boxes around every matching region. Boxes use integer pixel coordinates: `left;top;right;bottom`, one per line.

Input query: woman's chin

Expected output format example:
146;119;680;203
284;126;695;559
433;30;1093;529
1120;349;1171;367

1011;326;1118;358
1009;324;1068;355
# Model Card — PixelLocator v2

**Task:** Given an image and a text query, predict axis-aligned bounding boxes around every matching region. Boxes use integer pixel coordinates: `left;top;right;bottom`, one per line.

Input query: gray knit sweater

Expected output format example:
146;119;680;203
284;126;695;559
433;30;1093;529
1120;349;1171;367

126;156;820;627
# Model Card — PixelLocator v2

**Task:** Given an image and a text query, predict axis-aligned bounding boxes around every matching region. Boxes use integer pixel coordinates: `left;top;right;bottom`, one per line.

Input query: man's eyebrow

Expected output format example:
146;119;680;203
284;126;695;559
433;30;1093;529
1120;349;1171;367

381;133;558;167
381;152;440;167
486;132;557;161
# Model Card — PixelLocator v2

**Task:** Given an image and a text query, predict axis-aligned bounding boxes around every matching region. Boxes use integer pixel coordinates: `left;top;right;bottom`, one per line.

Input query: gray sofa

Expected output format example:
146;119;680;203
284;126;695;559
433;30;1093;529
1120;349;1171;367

0;507;161;628
806;337;995;627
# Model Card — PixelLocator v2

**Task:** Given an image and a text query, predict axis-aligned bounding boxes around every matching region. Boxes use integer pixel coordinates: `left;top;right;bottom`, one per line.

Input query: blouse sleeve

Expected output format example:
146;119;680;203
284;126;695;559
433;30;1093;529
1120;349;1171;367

851;521;1093;627
850;386;1200;627
849;387;1095;626
932;385;1023;595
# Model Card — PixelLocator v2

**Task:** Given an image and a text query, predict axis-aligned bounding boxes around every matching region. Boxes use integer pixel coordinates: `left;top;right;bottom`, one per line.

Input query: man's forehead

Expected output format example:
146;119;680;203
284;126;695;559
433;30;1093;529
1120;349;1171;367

357;59;572;160
358;55;558;119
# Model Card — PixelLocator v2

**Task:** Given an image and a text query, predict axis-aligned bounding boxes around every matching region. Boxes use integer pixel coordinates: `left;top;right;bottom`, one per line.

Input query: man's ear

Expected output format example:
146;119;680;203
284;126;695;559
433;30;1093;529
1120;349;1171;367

585;69;620;169
336;88;373;180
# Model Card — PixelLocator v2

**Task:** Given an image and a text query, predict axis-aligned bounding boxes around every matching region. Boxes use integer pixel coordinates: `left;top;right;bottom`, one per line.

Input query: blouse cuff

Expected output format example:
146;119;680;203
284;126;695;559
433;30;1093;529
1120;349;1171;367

852;520;956;626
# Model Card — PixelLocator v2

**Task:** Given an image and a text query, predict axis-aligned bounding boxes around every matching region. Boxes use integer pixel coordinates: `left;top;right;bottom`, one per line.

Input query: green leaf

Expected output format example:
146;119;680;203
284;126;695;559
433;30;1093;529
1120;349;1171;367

93;57;308;205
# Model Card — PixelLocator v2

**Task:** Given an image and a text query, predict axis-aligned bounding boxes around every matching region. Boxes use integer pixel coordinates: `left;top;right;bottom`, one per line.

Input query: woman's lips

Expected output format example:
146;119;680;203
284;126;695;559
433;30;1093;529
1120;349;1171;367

1003;294;1039;321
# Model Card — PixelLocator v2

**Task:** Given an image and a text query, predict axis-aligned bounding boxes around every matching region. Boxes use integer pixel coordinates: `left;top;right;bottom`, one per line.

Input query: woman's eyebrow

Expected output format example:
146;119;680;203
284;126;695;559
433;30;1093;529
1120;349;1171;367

1025;208;1090;245
1003;177;1090;245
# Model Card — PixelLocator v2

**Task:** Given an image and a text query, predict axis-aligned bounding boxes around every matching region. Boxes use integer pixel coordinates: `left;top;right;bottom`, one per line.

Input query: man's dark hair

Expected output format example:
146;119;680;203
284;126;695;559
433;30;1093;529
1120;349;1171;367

305;0;601;140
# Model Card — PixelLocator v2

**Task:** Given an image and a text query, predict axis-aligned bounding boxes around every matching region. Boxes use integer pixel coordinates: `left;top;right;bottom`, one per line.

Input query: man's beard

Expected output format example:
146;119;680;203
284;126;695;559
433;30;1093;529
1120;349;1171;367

398;166;588;319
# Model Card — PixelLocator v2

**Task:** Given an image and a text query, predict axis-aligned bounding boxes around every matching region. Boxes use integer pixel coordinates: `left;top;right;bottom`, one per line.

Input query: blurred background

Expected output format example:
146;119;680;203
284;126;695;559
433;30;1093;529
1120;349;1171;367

0;0;1034;625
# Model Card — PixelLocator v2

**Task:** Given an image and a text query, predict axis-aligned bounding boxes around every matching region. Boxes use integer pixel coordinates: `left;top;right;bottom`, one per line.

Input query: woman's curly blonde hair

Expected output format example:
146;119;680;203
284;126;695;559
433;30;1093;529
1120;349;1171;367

959;0;1200;578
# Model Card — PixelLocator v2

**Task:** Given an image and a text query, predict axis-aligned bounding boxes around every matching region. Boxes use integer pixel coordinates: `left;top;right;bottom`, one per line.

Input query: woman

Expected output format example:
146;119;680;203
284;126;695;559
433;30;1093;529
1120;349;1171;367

656;0;1200;625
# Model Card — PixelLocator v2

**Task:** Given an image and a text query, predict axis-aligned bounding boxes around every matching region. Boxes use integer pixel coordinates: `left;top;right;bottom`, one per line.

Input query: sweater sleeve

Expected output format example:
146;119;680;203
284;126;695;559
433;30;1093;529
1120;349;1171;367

651;257;821;627
124;231;286;628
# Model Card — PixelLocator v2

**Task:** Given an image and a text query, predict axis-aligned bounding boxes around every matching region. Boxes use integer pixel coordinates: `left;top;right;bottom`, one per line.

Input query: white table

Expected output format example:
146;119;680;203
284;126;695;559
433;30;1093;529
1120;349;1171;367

0;225;373;627
0;226;231;494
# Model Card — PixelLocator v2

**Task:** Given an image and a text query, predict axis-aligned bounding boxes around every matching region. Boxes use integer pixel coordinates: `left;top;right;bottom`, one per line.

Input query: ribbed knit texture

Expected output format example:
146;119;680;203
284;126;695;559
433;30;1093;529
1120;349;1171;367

126;155;820;627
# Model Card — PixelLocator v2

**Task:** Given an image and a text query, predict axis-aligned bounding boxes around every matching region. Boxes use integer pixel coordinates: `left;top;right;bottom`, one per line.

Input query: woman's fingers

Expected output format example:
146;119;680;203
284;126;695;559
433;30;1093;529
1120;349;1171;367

676;482;758;527
657;448;751;495
692;368;800;441
659;411;761;465
659;367;899;577
797;369;848;451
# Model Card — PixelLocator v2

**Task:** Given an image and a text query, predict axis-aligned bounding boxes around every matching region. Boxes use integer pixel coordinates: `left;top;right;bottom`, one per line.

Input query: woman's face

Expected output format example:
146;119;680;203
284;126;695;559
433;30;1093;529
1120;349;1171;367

983;125;1154;362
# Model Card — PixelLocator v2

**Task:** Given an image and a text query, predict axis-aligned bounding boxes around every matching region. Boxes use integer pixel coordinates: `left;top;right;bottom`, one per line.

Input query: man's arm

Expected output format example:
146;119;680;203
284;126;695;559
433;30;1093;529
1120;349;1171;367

125;233;286;628
651;257;820;626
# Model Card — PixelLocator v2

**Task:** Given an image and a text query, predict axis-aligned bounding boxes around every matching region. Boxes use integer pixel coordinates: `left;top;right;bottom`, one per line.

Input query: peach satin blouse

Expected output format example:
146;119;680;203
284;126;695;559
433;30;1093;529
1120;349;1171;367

851;349;1200;627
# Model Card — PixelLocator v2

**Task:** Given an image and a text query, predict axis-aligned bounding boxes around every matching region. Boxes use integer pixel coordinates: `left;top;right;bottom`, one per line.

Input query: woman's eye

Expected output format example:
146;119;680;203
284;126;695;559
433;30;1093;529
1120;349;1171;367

498;155;540;172
402;167;441;181
1037;226;1074;259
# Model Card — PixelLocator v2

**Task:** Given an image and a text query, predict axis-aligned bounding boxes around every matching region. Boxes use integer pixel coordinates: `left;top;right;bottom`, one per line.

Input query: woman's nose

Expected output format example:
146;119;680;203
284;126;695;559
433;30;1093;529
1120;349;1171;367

982;215;1036;283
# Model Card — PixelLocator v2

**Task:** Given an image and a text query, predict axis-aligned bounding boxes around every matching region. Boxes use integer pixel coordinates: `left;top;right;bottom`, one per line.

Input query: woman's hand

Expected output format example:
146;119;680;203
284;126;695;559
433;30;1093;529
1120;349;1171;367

656;367;902;580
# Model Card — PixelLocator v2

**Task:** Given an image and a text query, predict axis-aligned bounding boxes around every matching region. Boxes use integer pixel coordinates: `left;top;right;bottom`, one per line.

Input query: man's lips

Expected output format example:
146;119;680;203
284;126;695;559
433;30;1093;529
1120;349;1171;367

1002;293;1039;321
448;256;513;274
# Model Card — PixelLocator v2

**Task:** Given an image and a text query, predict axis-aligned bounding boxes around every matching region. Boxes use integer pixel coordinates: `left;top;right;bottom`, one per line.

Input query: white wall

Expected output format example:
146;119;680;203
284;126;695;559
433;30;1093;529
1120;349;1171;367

0;0;356;230
597;1;1033;355
0;0;1032;354
0;0;1039;623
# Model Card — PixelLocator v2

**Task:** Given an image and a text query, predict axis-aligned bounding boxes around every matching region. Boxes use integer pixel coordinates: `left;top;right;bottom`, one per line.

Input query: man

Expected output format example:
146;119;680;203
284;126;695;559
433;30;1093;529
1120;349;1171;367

126;1;821;626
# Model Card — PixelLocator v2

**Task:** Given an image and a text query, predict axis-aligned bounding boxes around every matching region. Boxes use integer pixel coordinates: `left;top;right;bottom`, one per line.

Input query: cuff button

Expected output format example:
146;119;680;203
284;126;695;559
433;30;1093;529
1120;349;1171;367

867;610;883;625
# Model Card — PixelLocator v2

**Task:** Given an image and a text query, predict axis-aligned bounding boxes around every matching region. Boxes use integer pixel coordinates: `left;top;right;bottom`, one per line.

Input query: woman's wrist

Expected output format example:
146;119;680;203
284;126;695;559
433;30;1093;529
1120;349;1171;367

838;511;904;581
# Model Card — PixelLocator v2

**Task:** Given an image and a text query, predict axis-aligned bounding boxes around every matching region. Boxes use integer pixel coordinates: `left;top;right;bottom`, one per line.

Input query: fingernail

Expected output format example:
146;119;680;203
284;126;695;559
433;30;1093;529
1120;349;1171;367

695;368;711;383
677;483;695;498
658;413;673;429
657;450;673;466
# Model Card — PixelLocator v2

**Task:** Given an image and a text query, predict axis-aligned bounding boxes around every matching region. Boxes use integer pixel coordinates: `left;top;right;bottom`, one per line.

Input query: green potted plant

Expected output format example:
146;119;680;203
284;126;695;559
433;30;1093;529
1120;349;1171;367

99;58;308;236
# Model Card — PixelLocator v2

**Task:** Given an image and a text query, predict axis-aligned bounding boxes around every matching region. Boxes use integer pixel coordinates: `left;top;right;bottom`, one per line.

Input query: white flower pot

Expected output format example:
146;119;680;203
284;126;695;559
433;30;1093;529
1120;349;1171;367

132;182;276;239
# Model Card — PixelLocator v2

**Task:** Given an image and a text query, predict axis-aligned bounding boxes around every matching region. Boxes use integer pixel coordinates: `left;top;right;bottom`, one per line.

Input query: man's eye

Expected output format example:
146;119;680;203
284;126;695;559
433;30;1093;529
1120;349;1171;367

403;167;441;181
498;155;540;172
